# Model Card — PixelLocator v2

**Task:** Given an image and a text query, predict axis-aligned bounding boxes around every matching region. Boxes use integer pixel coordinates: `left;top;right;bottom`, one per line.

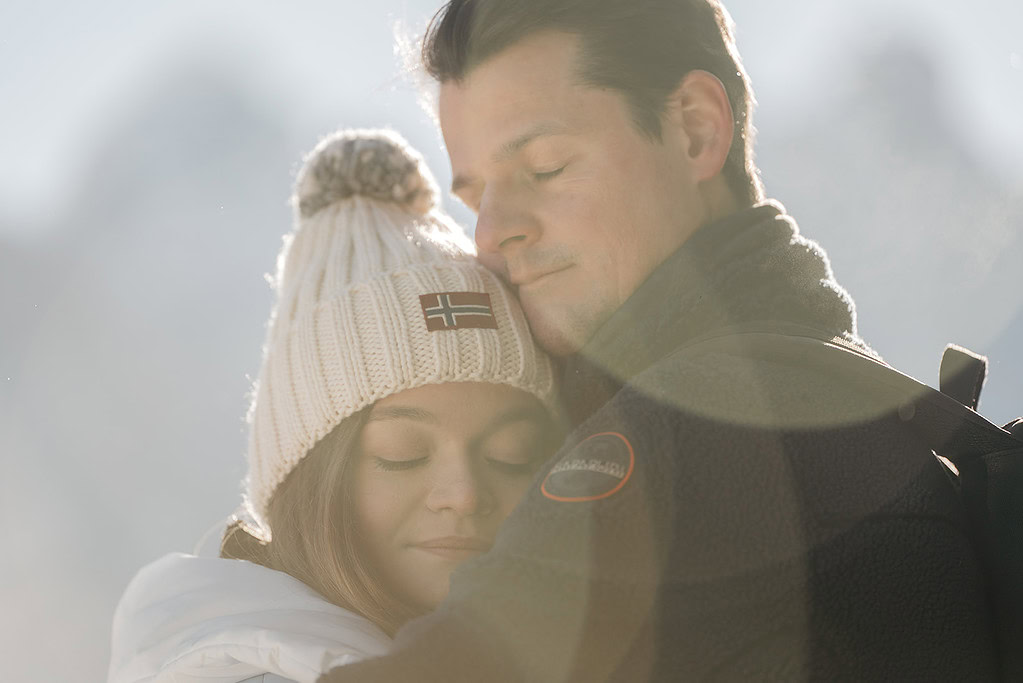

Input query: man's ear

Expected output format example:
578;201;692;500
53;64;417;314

662;70;734;183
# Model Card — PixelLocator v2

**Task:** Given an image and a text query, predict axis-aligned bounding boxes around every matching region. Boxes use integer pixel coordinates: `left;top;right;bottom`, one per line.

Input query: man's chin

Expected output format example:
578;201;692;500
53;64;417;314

520;303;593;357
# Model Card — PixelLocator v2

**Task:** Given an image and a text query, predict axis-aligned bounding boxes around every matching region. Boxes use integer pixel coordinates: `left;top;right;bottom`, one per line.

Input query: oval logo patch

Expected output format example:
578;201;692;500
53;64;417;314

541;431;635;503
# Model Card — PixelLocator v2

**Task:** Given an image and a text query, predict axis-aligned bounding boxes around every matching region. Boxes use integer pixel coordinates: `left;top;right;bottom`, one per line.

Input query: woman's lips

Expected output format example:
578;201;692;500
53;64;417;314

412;536;492;559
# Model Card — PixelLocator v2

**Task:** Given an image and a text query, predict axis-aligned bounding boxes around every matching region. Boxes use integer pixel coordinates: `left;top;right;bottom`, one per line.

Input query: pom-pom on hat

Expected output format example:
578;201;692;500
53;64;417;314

244;129;556;530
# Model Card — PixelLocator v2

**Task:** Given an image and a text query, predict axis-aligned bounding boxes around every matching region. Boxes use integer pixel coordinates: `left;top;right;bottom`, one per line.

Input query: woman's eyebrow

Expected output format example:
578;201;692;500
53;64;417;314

478;405;550;439
368;406;438;424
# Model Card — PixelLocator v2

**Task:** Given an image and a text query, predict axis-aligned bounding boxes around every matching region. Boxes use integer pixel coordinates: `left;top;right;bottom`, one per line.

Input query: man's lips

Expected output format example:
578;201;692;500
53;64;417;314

509;264;573;288
412;536;493;558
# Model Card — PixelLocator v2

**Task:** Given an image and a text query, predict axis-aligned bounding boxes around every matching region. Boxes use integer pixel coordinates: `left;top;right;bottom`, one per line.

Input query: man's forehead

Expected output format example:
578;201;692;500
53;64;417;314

438;34;586;155
439;31;584;115
460;31;581;89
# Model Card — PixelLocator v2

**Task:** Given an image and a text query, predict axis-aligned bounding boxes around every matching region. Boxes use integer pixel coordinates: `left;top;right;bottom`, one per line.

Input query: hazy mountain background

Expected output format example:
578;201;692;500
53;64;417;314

1;1;1020;680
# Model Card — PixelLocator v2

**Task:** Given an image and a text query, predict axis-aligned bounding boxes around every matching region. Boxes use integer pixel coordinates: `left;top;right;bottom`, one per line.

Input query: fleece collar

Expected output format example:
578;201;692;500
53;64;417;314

561;201;863;426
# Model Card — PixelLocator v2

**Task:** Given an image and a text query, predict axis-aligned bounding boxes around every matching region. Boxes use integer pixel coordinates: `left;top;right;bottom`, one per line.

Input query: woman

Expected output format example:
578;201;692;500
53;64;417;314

108;129;558;683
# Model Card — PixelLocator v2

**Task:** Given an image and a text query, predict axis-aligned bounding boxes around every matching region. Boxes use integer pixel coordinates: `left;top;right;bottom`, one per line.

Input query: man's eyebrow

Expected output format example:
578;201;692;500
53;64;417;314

450;122;570;195
368;406;438;424
494;122;570;162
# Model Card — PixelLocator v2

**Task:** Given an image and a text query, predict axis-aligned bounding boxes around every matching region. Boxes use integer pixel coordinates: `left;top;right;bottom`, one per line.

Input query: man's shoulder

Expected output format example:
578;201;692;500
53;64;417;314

617;332;895;432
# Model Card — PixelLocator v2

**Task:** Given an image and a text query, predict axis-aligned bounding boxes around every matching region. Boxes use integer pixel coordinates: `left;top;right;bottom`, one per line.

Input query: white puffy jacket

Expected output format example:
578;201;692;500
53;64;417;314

107;553;391;683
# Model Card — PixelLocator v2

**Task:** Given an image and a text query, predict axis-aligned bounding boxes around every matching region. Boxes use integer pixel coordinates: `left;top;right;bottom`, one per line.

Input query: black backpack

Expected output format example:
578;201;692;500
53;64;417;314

687;324;1023;679
909;342;1023;680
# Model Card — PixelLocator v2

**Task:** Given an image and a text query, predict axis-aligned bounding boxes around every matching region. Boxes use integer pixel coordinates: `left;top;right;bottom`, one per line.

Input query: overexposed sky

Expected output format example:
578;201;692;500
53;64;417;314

0;0;434;228
2;0;1022;233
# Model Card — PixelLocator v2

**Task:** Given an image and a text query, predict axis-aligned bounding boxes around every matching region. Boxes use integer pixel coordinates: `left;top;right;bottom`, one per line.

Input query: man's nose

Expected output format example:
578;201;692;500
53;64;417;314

425;459;494;517
474;184;540;257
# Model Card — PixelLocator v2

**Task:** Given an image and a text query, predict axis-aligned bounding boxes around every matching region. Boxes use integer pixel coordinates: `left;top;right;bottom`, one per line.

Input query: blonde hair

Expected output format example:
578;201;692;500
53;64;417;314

221;407;421;635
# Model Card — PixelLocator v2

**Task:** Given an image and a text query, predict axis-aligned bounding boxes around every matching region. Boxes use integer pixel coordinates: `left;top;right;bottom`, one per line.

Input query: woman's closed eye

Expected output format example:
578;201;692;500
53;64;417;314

373;453;538;474
372;455;428;471
480;431;549;475
484;452;541;475
532;165;566;182
479;417;557;475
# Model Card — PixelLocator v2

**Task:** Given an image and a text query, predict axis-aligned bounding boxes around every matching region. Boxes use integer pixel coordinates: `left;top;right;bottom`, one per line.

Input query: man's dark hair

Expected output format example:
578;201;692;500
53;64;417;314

422;0;764;206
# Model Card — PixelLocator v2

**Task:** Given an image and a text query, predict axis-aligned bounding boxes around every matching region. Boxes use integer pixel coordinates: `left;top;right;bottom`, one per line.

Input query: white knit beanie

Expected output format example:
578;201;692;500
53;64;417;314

243;129;556;530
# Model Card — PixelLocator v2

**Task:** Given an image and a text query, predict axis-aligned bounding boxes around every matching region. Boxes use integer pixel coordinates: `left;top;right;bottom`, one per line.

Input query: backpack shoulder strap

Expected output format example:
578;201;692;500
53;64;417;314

674;321;1021;466
940;344;988;411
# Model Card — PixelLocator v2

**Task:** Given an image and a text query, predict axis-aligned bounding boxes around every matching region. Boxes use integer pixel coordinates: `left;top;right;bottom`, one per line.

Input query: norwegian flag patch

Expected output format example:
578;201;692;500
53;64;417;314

419;292;498;331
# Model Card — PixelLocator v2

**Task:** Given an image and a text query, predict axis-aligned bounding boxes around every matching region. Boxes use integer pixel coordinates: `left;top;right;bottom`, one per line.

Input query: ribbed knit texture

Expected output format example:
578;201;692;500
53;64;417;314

244;130;555;529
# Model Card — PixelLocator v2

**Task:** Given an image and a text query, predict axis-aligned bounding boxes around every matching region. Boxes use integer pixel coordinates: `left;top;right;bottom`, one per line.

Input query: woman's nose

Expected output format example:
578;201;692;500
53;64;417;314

425;459;494;517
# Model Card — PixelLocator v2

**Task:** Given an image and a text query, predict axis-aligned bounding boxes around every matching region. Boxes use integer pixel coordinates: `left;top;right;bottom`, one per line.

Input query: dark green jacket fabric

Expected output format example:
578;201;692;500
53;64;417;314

322;203;999;682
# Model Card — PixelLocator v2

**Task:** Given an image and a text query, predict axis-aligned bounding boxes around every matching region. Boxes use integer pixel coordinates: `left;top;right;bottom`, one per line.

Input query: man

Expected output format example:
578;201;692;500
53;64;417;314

322;0;1000;680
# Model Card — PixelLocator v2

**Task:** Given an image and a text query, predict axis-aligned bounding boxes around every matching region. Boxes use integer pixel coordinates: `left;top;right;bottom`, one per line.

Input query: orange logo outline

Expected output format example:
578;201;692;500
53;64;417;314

540;431;635;503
